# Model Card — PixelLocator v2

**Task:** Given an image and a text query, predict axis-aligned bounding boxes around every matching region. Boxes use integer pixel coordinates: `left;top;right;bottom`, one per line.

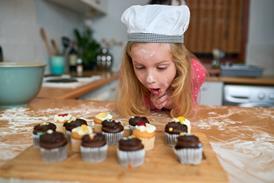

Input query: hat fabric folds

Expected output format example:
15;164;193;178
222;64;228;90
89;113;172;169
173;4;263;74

121;5;190;43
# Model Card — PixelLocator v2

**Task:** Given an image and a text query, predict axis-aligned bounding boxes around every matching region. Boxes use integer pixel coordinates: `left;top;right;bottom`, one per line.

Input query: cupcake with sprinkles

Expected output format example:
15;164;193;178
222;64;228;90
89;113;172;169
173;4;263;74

63;118;88;141
71;124;93;152
54;113;75;133
32;122;56;146
164;116;191;145
128;116;150;130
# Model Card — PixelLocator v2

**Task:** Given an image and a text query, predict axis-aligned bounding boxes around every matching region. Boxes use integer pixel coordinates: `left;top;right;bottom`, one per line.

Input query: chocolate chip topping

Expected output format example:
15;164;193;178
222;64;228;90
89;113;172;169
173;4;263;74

63;118;87;132
81;133;107;148
118;137;144;151
129;116;150;126
175;135;202;149
165;121;188;134
33;122;56;135
39;131;67;149
101;119;124;133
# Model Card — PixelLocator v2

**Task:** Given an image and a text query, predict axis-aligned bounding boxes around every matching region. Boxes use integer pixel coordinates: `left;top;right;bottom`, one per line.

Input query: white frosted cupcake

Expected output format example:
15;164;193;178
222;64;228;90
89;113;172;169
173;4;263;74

174;134;203;165
132;123;156;151
117;137;145;168
71;125;93;152
54;113;75;133
80;133;108;163
164;116;191;146
39;130;68;163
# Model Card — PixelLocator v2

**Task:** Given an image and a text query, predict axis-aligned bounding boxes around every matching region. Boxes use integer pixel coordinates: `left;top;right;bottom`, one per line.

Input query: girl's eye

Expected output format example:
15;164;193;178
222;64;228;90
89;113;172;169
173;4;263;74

134;65;145;70
157;65;168;70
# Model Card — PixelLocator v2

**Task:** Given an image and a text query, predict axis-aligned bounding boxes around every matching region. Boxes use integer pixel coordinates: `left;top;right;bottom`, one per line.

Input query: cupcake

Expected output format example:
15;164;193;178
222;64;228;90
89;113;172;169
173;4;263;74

117;137;145;168
128;116;150;130
63;118;88;140
101;119;124;145
93;112;112;124
39;130;68;163
80;133;108;163
174;134;203;165
32;122;56;146
71;125;93;152
164;116;191;145
54;113;75;133
132;123;156;151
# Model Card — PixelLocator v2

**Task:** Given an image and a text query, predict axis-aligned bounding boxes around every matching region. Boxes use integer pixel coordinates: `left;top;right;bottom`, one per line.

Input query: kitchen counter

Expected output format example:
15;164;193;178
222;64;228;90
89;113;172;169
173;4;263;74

207;76;274;86
0;99;273;182
38;72;119;99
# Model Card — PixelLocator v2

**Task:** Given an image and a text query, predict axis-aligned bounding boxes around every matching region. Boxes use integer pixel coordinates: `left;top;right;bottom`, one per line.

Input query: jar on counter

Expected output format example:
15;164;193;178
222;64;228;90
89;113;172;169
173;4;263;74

96;48;113;71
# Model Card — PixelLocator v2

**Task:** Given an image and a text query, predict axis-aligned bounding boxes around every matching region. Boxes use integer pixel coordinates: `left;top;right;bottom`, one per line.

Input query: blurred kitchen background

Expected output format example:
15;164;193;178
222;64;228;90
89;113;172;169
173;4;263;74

0;0;274;107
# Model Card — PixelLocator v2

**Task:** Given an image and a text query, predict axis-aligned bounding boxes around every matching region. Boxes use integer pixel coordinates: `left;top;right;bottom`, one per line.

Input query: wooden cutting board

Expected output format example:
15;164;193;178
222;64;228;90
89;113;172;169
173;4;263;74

0;132;227;182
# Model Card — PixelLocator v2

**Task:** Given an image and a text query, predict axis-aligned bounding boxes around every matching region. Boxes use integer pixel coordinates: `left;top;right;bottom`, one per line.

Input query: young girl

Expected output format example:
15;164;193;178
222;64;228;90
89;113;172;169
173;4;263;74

116;4;206;117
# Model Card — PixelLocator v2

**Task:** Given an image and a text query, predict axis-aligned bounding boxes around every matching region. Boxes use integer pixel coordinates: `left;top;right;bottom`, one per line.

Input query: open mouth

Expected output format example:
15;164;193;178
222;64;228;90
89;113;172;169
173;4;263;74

150;88;161;96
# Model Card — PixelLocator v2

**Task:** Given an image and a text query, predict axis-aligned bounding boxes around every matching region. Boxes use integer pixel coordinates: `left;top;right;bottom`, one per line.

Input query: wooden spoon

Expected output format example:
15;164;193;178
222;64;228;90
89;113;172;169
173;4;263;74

40;27;53;56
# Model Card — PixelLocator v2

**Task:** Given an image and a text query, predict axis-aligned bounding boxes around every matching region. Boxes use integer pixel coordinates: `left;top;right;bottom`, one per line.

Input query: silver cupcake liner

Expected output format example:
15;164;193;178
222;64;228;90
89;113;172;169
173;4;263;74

174;147;203;165
80;144;108;163
40;145;68;163
165;132;179;146
117;148;145;168
32;134;41;147
102;131;124;145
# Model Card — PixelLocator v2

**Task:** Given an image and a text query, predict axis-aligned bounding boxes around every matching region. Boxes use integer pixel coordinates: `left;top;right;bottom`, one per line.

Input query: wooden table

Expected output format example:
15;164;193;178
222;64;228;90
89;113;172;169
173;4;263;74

0;99;273;182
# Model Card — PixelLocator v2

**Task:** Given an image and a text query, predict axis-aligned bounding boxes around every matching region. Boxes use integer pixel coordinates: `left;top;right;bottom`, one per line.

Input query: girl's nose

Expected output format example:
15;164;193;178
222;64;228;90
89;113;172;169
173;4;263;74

146;72;156;84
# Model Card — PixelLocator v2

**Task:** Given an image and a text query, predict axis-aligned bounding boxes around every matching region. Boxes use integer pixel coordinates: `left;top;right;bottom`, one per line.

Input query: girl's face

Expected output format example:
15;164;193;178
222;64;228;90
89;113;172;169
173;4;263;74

130;43;176;96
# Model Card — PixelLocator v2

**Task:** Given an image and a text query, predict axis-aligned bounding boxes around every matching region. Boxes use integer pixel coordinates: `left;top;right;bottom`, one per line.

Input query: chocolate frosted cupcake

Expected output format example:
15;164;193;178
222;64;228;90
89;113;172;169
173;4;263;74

128;116;150;130
164;116;191;145
32;122;56;146
39;130;68;162
101;119;124;145
80;133;108;163
63;118;88;141
174;134;203;165
117;137;145;168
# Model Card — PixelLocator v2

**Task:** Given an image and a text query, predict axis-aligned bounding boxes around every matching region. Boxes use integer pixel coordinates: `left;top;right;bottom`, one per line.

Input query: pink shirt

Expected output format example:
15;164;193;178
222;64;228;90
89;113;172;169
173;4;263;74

144;58;207;109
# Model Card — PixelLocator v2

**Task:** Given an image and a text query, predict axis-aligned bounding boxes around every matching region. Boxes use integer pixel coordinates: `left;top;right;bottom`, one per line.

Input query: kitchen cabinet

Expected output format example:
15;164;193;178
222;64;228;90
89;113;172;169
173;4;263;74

47;0;107;17
198;81;224;106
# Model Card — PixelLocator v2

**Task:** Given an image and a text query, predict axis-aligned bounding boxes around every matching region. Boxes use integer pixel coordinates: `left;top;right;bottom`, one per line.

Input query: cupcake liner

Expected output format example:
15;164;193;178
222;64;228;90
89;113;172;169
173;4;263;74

40;145;68;163
174;147;203;165
165;132;179;146
117;148;145;168
32;133;42;147
102;131;124;145
71;138;81;152
139;137;155;151
55;123;65;133
66;130;71;143
80;144;108;163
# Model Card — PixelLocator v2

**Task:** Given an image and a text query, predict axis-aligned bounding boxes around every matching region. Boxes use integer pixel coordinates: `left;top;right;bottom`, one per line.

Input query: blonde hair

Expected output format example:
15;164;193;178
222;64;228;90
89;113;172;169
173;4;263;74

115;42;193;117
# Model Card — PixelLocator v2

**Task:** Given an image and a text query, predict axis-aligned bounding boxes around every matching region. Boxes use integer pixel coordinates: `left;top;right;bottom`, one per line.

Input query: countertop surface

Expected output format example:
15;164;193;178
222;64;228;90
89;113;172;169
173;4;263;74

38;72;119;99
206;76;274;86
0;99;273;182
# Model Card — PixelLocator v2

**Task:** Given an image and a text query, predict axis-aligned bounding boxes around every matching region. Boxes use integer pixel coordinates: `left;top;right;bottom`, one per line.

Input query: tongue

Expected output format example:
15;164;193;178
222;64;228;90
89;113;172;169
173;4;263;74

151;89;160;96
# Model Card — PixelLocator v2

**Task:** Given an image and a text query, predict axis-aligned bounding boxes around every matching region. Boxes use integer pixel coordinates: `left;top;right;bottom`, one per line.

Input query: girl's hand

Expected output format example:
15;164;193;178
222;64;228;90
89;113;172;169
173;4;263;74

150;91;172;110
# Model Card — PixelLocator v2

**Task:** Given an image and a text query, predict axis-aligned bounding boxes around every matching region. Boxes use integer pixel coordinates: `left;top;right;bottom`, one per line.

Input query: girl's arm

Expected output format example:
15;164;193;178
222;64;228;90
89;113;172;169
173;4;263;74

191;59;207;102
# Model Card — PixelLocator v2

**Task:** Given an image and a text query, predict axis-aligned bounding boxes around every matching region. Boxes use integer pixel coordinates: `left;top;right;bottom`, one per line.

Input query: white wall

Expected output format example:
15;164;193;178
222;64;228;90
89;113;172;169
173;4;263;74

0;0;83;73
246;0;274;76
91;0;149;72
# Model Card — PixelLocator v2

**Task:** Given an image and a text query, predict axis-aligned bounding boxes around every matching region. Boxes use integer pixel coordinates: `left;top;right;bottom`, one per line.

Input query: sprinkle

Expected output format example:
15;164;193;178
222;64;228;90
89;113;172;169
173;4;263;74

169;127;173;132
47;129;53;134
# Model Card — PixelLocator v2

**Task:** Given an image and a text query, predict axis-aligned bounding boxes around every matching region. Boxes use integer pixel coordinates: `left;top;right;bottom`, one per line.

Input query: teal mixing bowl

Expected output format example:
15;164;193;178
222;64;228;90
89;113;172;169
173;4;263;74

0;62;46;107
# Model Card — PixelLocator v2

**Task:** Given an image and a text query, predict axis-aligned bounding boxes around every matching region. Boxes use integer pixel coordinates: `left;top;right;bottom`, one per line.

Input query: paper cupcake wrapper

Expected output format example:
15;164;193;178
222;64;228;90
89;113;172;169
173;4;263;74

80;144;108;163
66;130;71;143
55;123;66;133
102;131;124;145
32;134;41;147
117;148;145;168
174;147;203;165
165;133;179;146
40;145;68;163
139;137;155;151
71;138;81;152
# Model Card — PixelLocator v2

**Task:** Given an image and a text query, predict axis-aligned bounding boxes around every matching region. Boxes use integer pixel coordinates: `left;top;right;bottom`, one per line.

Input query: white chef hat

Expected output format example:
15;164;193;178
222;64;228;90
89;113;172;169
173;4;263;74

121;5;190;43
